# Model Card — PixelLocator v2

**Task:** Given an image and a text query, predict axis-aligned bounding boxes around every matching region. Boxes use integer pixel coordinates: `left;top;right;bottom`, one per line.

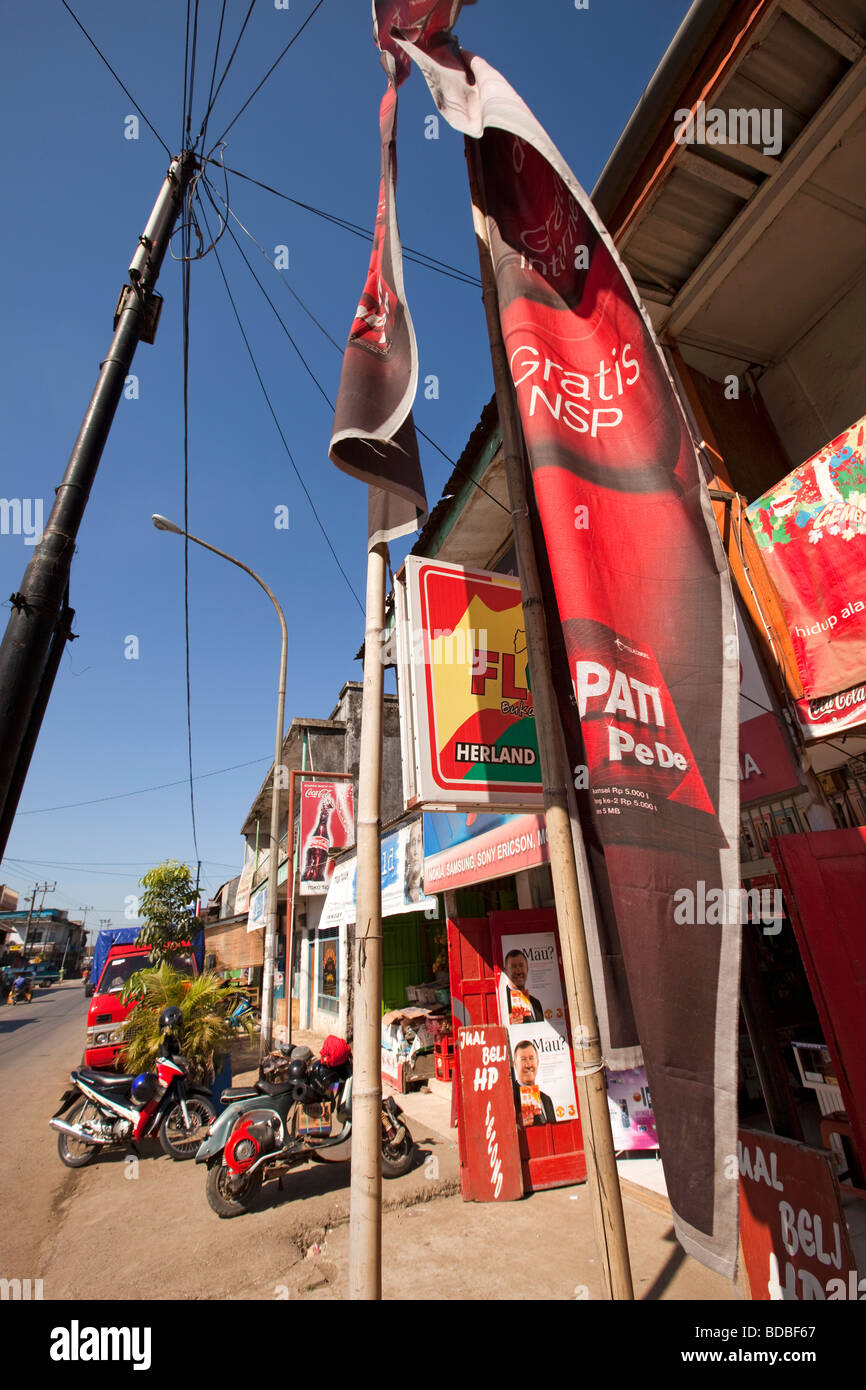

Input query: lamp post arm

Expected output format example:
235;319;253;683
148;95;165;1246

182;528;287;1052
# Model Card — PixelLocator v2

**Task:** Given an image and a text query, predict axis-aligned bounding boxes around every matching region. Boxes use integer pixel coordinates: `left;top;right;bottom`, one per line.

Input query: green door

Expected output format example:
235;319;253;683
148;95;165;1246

382;914;426;1013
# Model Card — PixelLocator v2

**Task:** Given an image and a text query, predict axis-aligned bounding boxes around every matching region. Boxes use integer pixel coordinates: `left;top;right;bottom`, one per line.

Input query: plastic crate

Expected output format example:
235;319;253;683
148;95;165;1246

435;1034;454;1081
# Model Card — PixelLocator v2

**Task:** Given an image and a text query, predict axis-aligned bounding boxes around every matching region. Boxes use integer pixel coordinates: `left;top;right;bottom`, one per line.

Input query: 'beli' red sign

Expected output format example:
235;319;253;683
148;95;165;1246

457;1025;523;1202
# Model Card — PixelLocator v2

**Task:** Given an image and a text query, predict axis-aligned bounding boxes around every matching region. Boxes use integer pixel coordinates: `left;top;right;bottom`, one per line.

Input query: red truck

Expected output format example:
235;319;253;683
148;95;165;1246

84;938;197;1070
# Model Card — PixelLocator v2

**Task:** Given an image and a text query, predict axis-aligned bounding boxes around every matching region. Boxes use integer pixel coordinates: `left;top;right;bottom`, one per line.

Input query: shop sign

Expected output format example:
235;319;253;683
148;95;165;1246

422;809;548;891
247;882;268;933
737;607;802;798
395;557;542;809
738;1129;860;1299
747;414;866;700
298;781;354;897
320;819;436;928
456;1024;523;1202
795;679;866;742
234;851;255;916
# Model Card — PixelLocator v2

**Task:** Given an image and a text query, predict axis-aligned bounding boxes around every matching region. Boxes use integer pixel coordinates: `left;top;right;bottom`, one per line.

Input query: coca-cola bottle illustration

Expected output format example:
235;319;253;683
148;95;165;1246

302;796;334;883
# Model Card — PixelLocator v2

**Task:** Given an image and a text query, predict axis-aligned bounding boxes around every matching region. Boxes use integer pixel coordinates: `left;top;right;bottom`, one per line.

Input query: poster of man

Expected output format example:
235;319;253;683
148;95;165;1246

508;1023;578;1127
500;948;545;1024
512;1039;557;1126
496;932;565;1028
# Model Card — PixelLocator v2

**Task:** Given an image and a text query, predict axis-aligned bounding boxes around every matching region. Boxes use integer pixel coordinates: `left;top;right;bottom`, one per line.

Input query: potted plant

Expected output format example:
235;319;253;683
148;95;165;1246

121;964;255;1092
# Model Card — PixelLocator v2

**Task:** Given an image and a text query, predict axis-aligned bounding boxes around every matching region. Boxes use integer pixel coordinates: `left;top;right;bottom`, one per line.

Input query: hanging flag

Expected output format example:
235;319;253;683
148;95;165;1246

329;26;429;547
746;414;866;701
378;2;741;1278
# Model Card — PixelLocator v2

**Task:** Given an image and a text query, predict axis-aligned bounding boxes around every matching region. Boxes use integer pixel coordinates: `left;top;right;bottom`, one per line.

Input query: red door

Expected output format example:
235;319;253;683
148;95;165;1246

771;828;866;1171
448;910;586;1194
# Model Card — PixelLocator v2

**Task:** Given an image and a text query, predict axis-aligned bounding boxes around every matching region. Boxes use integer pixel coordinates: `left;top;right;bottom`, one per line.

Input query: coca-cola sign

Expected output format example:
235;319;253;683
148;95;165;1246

796;679;866;741
298;781;354;897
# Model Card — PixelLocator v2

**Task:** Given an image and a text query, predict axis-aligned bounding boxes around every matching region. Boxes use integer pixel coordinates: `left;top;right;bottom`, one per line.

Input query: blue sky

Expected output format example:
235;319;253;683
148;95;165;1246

0;0;691;937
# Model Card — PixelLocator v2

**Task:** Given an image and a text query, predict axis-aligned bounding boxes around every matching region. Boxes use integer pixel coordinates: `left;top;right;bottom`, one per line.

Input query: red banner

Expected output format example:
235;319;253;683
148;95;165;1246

329;36;427;546
298;780;354;897
747;415;866;701
382;4;741;1277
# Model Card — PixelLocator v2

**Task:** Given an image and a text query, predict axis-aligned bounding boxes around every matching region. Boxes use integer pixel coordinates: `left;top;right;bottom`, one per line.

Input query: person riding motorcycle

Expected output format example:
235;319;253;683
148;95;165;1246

10;974;32;1003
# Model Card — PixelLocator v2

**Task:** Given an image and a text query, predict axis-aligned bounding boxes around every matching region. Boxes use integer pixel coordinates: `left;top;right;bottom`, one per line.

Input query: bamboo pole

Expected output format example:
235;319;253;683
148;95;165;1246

348;537;387;1300
465;137;634;1300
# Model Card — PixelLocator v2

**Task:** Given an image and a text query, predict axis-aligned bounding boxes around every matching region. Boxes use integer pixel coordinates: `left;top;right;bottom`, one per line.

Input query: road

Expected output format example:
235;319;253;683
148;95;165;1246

0;980;738;1302
0;980;460;1300
0;977;89;1283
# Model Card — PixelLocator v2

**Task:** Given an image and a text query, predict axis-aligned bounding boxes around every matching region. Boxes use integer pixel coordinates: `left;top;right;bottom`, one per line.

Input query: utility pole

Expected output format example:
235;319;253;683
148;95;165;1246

0;150;197;859
465;138;634;1300
22;880;55;961
348;539;387;1301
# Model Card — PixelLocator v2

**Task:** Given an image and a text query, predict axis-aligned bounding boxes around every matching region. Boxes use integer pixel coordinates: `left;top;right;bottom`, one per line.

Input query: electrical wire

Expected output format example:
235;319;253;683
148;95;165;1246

180;197;201;866
15;756;271;816
201;156;481;287
186;0;202;148
198;0;228;154
58;0;172;156
207;0;328;152
195;0;257;147
203;175;510;517
197;197;365;614
181;0;192;153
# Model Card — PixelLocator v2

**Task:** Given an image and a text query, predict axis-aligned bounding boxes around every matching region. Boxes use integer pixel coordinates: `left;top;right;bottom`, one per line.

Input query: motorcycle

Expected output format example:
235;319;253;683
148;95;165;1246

8;978;32;1005
49;1006;216;1166
196;1038;416;1218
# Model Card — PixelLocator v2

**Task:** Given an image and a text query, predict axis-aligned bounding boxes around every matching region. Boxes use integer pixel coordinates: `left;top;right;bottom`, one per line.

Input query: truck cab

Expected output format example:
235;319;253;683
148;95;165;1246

84;944;197;1069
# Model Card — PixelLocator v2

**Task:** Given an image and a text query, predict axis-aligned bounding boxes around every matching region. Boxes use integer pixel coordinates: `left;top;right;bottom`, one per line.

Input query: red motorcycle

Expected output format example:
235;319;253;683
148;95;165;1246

50;1006;215;1165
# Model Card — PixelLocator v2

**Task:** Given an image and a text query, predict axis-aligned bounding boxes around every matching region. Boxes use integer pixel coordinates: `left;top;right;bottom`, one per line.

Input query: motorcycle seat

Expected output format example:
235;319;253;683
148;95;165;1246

256;1079;295;1097
74;1068;133;1091
221;1086;260;1102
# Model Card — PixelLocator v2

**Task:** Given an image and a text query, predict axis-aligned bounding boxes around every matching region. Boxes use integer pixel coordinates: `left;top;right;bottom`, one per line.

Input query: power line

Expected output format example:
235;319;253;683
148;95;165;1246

196;0;257;146
181;189;201;866
185;0;202;147
198;0;228;154
202;157;481;287
59;1;172;156
197;196;365;614
208;0;328;151
204;177;509;517
15;755;270;816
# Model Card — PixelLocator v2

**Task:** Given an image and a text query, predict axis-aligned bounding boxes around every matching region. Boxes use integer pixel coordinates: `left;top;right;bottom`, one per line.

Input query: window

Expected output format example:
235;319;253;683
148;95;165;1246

317;930;339;1013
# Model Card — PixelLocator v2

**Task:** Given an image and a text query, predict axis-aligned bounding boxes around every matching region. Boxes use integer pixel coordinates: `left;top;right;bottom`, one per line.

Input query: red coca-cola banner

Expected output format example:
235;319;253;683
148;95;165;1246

381;4;741;1278
298;780;354;898
747;415;866;704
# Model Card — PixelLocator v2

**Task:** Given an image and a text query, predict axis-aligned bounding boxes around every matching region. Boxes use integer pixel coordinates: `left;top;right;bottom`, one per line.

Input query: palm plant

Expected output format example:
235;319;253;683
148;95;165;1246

120;964;254;1081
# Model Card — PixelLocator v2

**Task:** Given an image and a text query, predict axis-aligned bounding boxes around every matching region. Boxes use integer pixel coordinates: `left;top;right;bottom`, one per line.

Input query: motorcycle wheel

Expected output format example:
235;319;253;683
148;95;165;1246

381;1120;416;1178
205;1160;263;1218
159;1096;216;1160
57;1098;102;1168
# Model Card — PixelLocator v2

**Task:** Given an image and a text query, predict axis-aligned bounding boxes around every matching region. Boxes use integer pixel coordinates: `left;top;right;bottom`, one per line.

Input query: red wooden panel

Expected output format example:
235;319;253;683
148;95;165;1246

738;1128;858;1300
456;1025;523;1201
448;917;499;1196
490;910;586;1190
447;911;586;1194
771;829;866;1173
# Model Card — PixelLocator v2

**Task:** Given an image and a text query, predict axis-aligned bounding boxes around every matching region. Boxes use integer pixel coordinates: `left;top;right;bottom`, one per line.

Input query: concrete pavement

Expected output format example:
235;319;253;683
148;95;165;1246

1;991;744;1301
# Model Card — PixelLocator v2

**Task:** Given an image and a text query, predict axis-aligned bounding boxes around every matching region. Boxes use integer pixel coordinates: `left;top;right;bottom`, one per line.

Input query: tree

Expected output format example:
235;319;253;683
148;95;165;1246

136;858;197;965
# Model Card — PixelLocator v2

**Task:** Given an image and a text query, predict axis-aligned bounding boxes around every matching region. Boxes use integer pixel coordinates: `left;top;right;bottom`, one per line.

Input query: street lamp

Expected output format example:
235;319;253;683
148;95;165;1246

152;514;287;1054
